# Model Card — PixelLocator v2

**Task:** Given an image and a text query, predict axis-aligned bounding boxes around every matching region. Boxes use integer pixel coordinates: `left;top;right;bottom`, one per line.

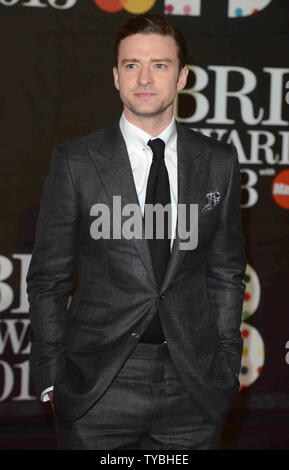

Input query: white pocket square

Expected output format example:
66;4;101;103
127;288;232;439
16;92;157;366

201;192;220;212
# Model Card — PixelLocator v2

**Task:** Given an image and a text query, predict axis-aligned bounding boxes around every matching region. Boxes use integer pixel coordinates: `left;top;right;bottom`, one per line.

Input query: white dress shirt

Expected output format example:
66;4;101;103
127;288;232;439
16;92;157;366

119;111;178;250
40;112;178;402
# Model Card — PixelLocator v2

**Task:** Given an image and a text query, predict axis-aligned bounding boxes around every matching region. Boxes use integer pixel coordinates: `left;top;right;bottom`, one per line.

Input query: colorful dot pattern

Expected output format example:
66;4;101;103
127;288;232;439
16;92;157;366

240;321;265;388
229;0;272;18
235;7;260;16
93;0;272;17
238;264;264;390
164;0;201;17
242;264;260;321
94;0;156;14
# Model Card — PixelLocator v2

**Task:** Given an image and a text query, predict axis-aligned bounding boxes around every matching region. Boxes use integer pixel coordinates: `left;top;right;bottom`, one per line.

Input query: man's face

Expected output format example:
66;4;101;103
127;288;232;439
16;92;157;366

113;33;188;120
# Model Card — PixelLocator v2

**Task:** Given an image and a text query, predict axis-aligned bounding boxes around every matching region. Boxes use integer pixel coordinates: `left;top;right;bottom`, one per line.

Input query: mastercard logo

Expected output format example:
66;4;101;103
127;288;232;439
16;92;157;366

93;0;156;14
272;169;289;209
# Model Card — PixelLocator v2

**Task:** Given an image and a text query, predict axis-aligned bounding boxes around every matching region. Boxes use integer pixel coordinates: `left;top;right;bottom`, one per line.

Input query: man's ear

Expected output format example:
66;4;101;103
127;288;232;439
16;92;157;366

177;65;189;91
113;66;119;91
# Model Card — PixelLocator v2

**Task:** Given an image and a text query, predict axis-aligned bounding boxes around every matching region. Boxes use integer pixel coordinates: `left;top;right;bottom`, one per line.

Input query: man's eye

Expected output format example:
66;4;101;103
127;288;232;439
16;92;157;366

156;64;166;69
126;64;136;69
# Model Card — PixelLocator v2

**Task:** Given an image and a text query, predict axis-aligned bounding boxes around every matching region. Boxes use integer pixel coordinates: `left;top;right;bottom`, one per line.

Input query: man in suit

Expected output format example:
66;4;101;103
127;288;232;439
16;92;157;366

26;14;246;450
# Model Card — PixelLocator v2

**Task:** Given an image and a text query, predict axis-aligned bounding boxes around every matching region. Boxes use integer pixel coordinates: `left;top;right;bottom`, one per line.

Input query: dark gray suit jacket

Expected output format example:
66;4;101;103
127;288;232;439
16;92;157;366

26;120;246;423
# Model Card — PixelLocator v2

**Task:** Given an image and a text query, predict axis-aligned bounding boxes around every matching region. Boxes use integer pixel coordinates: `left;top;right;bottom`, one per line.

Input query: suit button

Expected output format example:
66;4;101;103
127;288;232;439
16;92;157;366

159;295;165;301
131;331;141;339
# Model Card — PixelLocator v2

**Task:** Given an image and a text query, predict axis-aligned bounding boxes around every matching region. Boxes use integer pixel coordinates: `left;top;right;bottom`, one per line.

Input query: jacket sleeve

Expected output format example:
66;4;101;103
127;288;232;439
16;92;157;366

26;145;80;398
206;144;247;377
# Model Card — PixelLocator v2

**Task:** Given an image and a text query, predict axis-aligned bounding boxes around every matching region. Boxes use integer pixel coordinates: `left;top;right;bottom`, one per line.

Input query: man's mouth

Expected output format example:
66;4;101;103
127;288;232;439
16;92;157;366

134;92;157;98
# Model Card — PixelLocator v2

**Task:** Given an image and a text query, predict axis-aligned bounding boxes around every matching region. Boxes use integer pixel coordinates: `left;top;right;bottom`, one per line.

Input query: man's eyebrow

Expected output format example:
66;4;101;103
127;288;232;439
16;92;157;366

121;58;140;65
151;58;173;63
121;58;173;65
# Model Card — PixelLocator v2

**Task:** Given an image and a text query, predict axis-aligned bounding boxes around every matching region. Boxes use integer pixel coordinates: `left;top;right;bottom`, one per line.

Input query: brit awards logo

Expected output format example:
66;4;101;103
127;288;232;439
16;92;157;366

272;170;289;210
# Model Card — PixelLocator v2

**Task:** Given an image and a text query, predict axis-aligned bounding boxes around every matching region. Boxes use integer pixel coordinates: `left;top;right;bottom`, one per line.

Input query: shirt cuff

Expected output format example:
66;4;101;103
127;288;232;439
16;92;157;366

41;386;54;402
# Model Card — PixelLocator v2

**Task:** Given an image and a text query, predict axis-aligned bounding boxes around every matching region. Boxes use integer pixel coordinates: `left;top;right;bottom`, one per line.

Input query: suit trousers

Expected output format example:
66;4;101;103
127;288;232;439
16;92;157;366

53;342;223;450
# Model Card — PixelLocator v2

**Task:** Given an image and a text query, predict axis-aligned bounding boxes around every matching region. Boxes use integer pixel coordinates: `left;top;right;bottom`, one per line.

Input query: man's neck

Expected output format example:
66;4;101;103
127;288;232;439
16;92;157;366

123;109;174;137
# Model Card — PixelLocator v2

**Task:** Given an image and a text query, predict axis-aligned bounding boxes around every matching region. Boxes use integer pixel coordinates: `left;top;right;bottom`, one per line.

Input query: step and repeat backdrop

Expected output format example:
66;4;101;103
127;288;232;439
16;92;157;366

0;0;289;441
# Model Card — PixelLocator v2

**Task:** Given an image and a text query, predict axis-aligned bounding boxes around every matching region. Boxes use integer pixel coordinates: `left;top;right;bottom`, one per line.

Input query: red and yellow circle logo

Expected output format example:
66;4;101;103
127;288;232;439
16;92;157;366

93;0;156;14
272;169;289;209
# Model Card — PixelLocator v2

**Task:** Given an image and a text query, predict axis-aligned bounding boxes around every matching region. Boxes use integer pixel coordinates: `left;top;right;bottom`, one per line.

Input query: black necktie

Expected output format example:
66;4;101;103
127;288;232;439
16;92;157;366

139;138;171;344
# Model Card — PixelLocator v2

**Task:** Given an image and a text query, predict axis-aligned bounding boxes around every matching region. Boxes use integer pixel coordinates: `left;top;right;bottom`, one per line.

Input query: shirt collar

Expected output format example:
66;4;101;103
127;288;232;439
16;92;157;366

119;111;177;154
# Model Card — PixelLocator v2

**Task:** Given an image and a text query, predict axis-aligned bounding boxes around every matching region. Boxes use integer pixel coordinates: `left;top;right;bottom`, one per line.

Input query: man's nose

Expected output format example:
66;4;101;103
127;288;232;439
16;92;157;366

137;66;153;86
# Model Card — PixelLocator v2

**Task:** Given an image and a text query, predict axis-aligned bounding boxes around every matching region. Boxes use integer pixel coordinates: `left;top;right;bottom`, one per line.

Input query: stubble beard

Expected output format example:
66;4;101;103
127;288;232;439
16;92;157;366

123;96;173;119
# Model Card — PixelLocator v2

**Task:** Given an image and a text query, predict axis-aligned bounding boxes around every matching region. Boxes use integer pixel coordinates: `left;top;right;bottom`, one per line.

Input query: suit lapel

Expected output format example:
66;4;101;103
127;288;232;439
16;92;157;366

88;121;157;288
160;122;211;292
88;120;211;293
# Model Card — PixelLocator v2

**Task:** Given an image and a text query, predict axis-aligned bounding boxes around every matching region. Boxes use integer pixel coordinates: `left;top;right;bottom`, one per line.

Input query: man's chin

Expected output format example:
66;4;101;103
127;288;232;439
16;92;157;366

126;104;167;118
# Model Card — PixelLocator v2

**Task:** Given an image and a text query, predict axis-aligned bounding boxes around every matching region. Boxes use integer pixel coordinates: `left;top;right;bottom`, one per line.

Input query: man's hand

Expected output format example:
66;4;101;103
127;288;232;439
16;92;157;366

48;390;55;412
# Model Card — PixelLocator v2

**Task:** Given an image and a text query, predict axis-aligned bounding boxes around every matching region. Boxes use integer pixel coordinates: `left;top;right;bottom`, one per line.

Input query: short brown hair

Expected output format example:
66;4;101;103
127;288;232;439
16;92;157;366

113;14;187;72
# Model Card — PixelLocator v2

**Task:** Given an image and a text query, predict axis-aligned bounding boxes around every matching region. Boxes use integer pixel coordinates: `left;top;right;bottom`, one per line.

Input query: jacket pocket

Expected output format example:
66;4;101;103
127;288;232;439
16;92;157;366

71;299;111;324
79;298;111;307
